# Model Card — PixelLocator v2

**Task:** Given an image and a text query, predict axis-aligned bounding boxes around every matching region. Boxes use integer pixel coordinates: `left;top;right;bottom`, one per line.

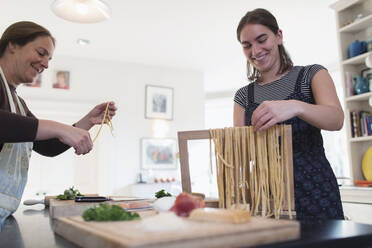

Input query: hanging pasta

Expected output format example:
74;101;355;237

209;125;292;220
92;102;114;143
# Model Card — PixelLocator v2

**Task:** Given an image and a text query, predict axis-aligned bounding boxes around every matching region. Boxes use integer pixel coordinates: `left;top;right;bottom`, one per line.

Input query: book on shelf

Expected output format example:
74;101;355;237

350;111;372;137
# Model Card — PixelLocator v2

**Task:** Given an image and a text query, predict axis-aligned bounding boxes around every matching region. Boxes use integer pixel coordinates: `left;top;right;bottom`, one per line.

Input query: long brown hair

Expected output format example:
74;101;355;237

237;8;293;82
0;21;55;58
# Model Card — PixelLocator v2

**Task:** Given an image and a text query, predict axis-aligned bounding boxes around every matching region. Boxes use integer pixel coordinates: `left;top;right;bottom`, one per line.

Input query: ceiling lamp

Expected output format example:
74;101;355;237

51;0;111;23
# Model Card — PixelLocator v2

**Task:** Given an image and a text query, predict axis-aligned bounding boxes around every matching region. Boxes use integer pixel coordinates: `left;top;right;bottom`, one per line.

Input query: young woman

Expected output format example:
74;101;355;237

0;21;117;227
233;9;344;220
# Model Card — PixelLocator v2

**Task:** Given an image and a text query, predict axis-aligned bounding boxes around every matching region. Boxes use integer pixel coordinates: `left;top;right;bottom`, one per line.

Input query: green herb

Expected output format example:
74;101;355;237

56;186;84;200
155;189;172;198
82;203;140;221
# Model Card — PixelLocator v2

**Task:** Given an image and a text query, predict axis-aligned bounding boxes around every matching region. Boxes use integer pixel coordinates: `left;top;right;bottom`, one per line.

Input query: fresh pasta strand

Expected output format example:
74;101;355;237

209;125;292;219
92;102;114;143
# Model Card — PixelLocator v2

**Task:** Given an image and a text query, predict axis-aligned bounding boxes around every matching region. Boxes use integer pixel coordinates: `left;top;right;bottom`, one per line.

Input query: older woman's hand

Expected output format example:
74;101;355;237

74;102;117;130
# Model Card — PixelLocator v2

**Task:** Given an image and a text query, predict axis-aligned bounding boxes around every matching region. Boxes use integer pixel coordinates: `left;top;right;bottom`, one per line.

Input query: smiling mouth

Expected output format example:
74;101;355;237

31;65;43;74
252;54;267;62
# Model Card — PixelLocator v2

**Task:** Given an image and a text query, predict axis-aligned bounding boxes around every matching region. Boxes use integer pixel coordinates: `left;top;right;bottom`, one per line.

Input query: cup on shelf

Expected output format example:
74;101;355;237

353;76;369;95
349;40;367;58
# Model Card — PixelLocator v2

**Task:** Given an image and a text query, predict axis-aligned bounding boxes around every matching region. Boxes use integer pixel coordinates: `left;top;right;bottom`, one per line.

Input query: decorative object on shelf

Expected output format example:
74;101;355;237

366;53;372;68
53;70;70;90
353;76;369;95
349;40;367;58
145;85;174;120
51;0;111;23
141;138;177;170
354;13;365;22
362;147;372;181
24;74;42;88
367;39;372;52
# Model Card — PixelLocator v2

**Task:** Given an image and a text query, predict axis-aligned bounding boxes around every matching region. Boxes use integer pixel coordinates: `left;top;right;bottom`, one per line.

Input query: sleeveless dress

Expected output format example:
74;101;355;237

234;65;344;220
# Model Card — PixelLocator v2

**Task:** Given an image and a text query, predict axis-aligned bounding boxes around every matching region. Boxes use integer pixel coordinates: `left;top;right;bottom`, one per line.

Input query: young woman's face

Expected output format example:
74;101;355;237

239;23;282;74
12;36;54;84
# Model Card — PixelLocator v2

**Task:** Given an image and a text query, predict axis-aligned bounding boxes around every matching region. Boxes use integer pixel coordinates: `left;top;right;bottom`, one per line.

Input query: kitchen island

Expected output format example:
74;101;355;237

1;205;372;248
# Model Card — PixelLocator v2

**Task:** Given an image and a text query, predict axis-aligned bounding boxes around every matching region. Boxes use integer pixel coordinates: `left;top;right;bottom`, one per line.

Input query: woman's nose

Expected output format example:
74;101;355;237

41;57;49;69
251;44;261;57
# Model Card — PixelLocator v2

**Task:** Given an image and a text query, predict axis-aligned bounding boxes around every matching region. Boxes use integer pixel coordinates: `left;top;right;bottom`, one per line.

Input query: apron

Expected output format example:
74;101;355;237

244;67;344;220
0;67;33;229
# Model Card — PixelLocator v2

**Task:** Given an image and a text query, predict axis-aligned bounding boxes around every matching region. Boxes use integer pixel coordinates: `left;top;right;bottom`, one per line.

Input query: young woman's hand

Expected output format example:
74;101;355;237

251;100;300;131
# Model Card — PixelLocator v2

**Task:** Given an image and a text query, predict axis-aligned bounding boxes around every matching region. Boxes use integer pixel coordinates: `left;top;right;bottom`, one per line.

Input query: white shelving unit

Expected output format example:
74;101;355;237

331;0;372;182
331;0;372;223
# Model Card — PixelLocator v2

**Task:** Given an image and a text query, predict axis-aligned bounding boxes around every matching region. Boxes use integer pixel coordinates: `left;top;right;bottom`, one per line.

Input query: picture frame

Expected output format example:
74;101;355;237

145;85;173;120
53;70;70;90
141;138;177;170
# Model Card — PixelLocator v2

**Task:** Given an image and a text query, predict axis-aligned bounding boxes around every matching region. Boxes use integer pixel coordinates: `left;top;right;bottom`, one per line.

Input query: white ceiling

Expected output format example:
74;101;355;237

1;0;338;93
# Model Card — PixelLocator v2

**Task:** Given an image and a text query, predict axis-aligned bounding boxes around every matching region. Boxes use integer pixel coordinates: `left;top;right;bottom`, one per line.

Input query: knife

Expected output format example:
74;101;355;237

74;196;148;202
23;199;45;206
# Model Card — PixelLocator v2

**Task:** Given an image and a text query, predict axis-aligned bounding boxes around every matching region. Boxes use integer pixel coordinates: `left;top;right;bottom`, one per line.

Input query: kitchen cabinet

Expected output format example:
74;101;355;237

331;0;372;182
340;186;372;224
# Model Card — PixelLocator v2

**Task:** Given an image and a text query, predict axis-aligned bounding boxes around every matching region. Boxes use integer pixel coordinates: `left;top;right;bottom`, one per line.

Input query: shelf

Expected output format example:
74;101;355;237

350;136;372;142
343;51;371;65
345;91;372;102
340;14;372;33
330;0;362;12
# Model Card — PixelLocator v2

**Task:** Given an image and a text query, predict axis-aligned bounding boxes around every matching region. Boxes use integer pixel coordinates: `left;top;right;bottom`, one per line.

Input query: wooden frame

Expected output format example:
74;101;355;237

177;125;295;212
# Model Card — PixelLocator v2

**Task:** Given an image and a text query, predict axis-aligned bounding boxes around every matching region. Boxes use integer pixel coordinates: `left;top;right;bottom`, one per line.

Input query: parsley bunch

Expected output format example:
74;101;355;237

56;186;84;200
82;203;140;221
155;189;172;198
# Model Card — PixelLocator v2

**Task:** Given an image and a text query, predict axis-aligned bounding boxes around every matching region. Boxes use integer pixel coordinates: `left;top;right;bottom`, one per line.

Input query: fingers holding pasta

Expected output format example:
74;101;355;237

251;100;299;131
36;120;94;155
89;101;117;125
58;125;93;155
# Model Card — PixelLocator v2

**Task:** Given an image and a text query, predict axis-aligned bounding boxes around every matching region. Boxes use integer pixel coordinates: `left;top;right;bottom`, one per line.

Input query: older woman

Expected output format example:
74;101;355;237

0;21;117;227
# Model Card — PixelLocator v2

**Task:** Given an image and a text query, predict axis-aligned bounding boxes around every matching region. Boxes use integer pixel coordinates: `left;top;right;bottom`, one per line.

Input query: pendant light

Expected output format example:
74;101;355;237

51;0;111;23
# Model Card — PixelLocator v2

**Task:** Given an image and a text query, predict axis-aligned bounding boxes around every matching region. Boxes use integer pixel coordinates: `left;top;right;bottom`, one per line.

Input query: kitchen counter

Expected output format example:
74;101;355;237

2;205;372;248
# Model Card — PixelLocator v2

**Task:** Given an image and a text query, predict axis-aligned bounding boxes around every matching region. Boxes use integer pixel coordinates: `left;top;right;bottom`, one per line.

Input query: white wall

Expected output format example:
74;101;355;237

18;55;204;198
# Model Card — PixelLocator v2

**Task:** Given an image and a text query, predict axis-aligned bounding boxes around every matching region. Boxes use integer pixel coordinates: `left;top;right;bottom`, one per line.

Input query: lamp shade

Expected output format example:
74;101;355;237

51;0;111;23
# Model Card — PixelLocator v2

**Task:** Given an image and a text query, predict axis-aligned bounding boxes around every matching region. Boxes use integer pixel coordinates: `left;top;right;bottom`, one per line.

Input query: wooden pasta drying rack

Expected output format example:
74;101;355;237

177;125;295;215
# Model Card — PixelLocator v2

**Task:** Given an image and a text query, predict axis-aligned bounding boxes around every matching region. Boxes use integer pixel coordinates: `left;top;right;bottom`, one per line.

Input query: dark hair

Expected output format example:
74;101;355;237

236;8;293;82
0;21;55;58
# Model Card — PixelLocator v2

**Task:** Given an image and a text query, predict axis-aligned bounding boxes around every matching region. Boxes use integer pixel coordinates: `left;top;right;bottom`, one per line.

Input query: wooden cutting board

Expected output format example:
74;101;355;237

49;197;152;219
53;215;300;248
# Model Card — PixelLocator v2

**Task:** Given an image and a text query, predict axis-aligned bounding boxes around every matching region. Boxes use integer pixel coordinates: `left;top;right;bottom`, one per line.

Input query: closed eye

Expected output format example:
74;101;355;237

241;42;251;49
35;48;52;61
258;37;267;43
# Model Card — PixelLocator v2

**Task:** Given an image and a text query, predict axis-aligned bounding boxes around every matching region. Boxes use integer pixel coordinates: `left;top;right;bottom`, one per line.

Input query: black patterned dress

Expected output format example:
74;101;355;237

234;65;344;220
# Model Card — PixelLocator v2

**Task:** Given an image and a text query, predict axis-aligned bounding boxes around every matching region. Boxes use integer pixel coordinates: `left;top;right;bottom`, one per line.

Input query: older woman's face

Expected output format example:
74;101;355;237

12;36;54;84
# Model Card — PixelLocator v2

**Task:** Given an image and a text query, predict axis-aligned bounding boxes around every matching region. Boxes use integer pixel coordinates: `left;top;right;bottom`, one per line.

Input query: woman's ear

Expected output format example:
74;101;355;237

276;29;283;45
7;42;17;54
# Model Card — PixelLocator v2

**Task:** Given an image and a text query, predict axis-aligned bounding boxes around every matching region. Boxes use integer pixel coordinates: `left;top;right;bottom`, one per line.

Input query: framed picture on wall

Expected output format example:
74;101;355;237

53;70;70;90
24;74;42;87
141;138;177;170
145;85;173;120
